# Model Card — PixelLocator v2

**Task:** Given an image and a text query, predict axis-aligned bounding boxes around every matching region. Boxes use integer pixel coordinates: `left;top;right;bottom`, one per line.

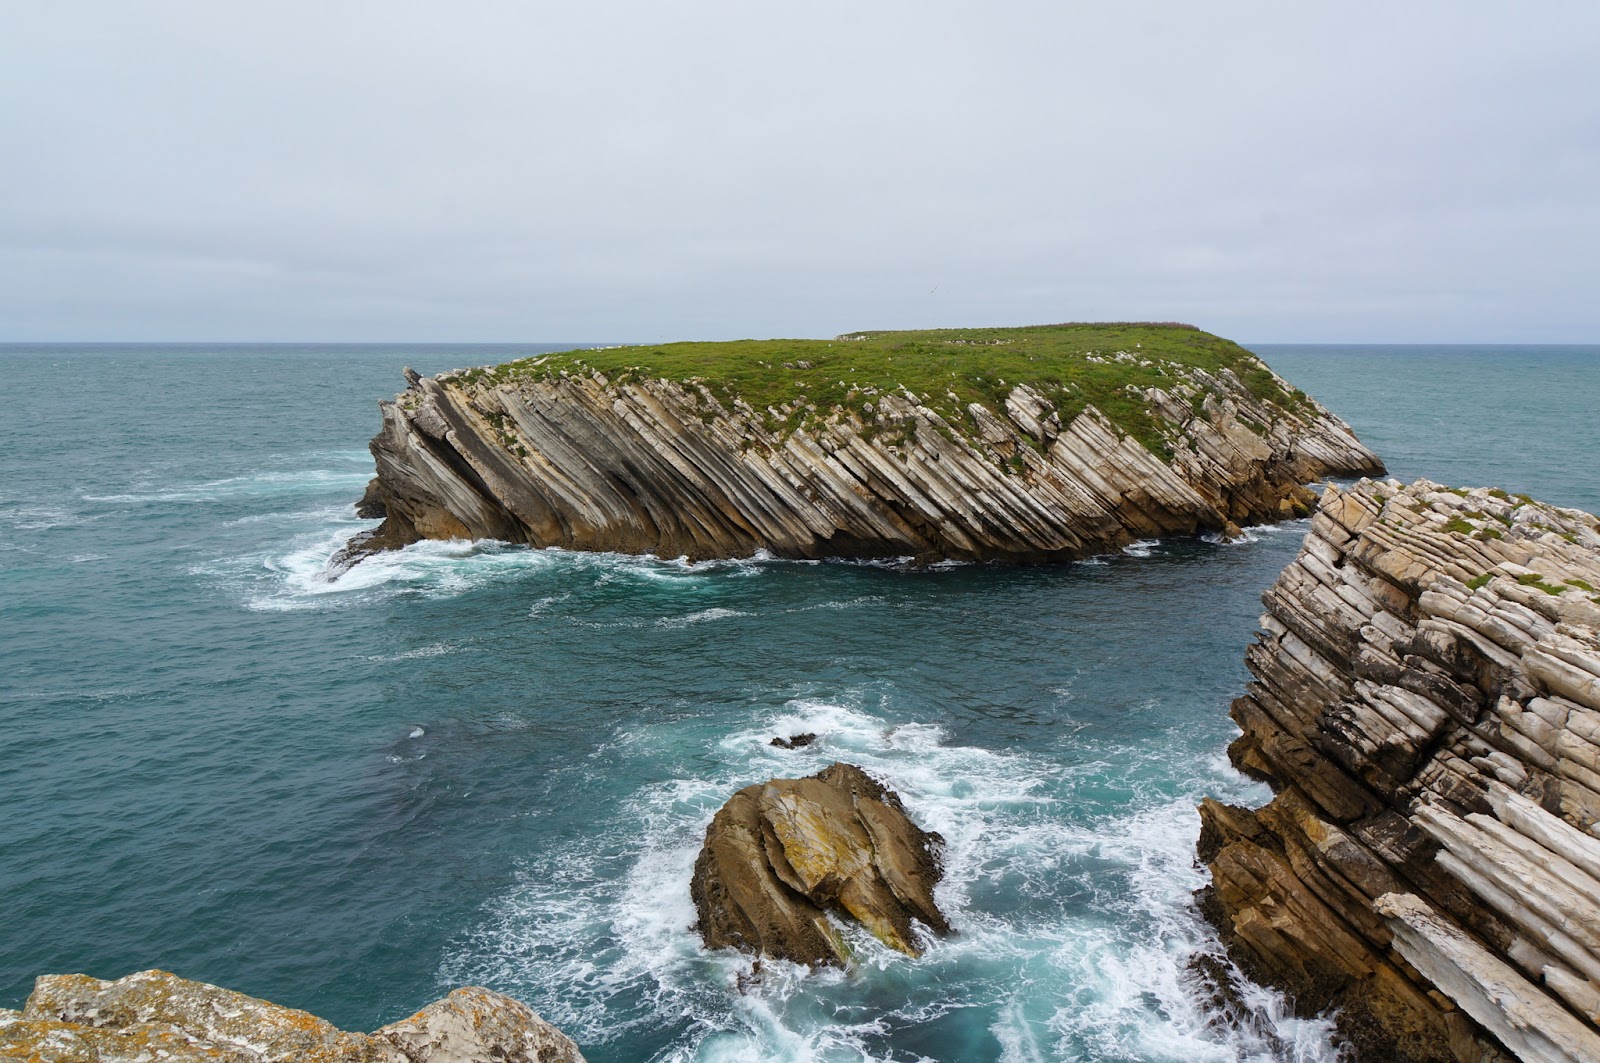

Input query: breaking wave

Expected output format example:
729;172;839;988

439;699;1341;1062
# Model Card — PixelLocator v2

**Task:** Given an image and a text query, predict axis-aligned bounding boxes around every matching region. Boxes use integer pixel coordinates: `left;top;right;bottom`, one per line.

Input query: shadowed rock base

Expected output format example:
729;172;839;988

1;969;585;1062
691;763;950;967
1198;478;1600;1063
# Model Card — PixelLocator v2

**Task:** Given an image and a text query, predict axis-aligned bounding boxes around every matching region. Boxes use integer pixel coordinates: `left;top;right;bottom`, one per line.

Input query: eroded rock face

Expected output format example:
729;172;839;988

1198;478;1600;1063
349;352;1381;564
691;762;950;966
0;969;584;1063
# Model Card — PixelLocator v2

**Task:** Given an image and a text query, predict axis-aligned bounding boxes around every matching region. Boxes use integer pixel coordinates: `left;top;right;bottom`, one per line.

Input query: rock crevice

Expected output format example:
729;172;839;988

1199;478;1600;1062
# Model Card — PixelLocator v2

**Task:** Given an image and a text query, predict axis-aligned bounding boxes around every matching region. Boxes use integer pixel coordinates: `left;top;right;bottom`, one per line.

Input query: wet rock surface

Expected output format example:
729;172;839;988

1198;478;1600;1063
0;969;585;1062
691;762;950;967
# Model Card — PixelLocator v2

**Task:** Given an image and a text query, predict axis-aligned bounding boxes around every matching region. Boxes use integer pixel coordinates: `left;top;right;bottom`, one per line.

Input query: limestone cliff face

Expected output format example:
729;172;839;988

1;969;584;1062
348;352;1381;563
1198;478;1600;1063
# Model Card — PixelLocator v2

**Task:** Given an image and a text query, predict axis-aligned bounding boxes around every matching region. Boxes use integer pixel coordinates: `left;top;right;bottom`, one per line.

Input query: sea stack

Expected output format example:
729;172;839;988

344;323;1382;565
1198;478;1600;1062
691;762;951;967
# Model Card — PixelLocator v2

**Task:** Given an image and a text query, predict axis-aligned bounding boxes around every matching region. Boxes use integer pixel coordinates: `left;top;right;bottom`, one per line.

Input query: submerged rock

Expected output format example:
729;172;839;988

1;969;584;1062
1198;478;1600;1062
691;762;950;966
348;325;1382;564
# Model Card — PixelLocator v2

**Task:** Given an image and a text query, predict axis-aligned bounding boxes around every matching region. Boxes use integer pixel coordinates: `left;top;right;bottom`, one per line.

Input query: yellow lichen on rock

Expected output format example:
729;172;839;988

1;969;584;1063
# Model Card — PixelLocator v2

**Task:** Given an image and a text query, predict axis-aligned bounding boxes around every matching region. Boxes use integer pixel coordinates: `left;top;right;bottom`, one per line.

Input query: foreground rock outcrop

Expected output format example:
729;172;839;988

1198;478;1600;1062
691;762;950;966
0;969;584;1062
346;325;1381;564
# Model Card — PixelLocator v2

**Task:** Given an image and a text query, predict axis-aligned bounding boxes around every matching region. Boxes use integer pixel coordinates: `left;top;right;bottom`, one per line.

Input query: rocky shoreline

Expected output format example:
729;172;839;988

0;968;584;1062
1198;478;1600;1062
343;327;1382;566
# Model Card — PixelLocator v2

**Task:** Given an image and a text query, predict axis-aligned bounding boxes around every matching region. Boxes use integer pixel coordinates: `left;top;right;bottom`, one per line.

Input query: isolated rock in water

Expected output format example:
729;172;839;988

2;968;584;1062
349;324;1383;564
691;762;950;966
1197;478;1600;1063
770;732;817;749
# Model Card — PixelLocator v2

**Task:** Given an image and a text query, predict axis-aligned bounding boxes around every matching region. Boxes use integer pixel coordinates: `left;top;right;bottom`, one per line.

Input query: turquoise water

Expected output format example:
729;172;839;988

3;343;1597;1062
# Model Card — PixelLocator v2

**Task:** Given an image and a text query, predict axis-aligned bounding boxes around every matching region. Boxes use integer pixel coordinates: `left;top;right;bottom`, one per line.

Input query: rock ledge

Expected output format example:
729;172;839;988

1;969;584;1062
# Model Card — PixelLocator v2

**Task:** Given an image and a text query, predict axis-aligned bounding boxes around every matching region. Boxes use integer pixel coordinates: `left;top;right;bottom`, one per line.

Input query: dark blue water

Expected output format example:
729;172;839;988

3;343;1596;1062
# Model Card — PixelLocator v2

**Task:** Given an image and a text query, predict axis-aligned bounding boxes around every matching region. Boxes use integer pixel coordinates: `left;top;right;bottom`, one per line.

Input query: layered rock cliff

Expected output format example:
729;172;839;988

1;969;584;1062
346;324;1382;564
1198;478;1600;1062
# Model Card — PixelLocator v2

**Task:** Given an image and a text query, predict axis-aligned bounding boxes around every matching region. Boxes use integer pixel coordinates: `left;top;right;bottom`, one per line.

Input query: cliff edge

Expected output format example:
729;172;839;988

1199;478;1600;1062
1;968;584;1062
346;323;1382;564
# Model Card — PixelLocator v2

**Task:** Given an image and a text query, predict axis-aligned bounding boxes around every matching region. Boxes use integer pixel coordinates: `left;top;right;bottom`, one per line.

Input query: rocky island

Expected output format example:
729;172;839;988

344;323;1382;564
1199;478;1600;1062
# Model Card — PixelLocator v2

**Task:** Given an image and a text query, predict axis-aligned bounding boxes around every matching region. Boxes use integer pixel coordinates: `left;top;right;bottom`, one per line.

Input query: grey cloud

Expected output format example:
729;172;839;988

2;0;1596;341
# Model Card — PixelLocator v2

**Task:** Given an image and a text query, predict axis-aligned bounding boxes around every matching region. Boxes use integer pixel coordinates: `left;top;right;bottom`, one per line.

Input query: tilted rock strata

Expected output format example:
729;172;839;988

348;352;1381;563
691;762;950;966
0;969;584;1062
1198;478;1600;1062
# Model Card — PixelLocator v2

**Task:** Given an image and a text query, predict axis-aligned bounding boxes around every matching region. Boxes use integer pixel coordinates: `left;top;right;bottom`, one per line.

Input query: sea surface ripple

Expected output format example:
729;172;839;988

2;342;1596;1062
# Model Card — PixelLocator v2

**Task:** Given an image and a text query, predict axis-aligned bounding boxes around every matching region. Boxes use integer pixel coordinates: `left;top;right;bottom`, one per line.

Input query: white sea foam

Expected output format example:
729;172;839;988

785;594;884;613
1202;517;1313;548
367;643;455;662
235;533;558;612
656;607;752;629
82;463;373;506
1121;539;1162;558
440;698;1335;1062
4;504;105;531
1202;528;1262;546
171;452;1339;1058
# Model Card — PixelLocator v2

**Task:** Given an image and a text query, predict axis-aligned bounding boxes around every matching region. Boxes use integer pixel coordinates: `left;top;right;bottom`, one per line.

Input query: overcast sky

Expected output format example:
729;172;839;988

3;2;1596;343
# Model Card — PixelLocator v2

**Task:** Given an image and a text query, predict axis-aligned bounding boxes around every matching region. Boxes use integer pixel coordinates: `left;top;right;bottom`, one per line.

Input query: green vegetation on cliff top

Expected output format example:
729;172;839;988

443;323;1309;454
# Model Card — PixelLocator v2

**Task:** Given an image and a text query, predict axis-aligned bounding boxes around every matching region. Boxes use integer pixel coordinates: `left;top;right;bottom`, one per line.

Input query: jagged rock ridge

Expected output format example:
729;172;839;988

691;762;950;967
1;968;584;1062
346;327;1382;564
1198;478;1600;1063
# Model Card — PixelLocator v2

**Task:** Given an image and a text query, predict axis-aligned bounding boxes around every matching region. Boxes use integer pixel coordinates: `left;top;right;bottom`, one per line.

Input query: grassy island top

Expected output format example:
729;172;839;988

444;322;1309;453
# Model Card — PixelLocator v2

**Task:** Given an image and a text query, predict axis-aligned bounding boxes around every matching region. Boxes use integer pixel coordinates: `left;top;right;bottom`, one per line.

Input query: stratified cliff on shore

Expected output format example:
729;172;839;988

345;324;1382;564
1198;478;1600;1062
1;968;585;1062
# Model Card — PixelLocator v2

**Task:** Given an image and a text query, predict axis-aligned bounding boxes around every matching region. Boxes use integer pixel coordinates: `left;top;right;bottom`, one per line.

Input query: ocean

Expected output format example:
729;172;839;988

3;342;1597;1062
